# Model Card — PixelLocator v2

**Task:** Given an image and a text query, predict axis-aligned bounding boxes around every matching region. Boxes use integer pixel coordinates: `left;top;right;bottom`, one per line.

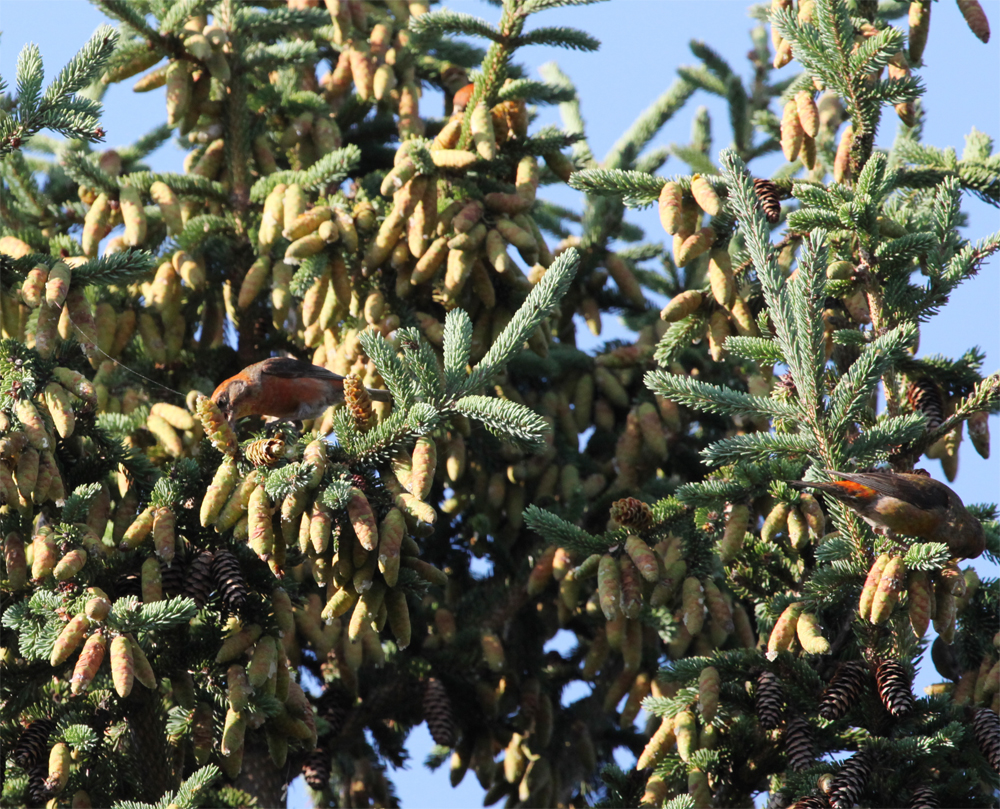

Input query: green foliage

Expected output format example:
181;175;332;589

0;26;118;154
2;1;997;808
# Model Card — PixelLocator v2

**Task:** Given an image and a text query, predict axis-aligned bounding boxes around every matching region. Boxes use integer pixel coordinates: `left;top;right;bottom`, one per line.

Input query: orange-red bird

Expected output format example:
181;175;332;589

211;357;391;426
789;470;985;559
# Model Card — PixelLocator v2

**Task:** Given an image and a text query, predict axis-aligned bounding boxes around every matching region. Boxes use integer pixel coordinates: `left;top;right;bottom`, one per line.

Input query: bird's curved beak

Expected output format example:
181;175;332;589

210;395;236;430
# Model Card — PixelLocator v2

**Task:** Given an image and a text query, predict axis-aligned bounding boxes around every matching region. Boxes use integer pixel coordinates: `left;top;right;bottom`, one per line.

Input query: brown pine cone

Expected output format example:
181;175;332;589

344;374;373;431
160;557;185;598
26;763;50;808
423;677;458;748
13;719;54;768
972;708;999;772
302;747;331;790
789;797;831;809
756;670;785;730
829;749;874;809
211;548;247;612
244;436;286;467
876;660;914;718
785;713;815;771
184;550;215;608
609;497;653;531
820;661;868;721
753;178;781;224
906;378;945;431
317;685;354;739
114;570;142;599
907;784;940;809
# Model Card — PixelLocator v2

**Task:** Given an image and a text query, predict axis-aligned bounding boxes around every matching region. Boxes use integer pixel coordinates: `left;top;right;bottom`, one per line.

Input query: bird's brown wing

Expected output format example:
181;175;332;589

260;357;392;400
259;357;345;381
825;470;950;511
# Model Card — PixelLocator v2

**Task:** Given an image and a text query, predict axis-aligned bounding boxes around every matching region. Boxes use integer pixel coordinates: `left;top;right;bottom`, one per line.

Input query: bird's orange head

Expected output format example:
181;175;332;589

211;368;259;426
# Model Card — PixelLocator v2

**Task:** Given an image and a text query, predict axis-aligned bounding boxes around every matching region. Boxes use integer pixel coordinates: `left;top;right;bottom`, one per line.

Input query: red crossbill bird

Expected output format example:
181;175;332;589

211;357;391;427
789;470;985;559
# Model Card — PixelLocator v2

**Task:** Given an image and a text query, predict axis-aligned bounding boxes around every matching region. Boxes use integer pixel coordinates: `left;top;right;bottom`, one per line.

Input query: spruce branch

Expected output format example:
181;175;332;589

1;151;53;217
66;249;158;287
720;150;825;434
175;215;235;252
60;151;124;195
873;232;939;271
654;314;708;366
238;7;330;38
263;462;313;502
243;41;320;71
43;25;119;104
634;145;671;175
701;432;817;466
116;171;228;200
15;44;44;121
914;372;1000;455
846;25;904;76
644;371;798;420
786;206;846;234
813;536;854;564
844;412;927;465
110;764;220;809
158;0;210;34
358;329;418;410
1;27;117;154
521;0;605;13
462;246;579;394
399;330;445;402
92;0;160;39
319;478;354;513
785;231;830;421
453;395;550;452
248;144;362;202
523;504;605;553
116;124;172;164
443;309;474;393
515;27;600;52
60;483;104;525
677;65;729;97
339;407;439;466
506;129;580;158
409;10;504;43
902;542;951;571
496;79;576;105
605;78;696;170
568;169;664;207
689;39;734;82
111;596;198;632
538;61;595;166
723;336;786;365
826;322;916;439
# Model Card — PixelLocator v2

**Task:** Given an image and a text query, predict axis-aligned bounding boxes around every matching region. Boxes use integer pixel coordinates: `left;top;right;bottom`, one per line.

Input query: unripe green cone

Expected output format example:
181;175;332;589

859;553;891;619
110;634;134;697
51;613;90;666
674;710;697;761
870;556;906;624
597;554;622;621
796;611;831;654
248;635;278;688
768;601;803;657
637;716;676;769
699;666;721;722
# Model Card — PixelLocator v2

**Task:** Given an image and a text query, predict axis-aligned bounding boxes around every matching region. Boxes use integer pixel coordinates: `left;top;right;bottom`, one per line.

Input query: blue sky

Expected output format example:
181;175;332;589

2;1;997;806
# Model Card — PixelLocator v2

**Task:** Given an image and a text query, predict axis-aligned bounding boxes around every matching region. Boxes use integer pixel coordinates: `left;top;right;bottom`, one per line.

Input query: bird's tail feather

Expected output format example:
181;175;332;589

786;479;843;496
